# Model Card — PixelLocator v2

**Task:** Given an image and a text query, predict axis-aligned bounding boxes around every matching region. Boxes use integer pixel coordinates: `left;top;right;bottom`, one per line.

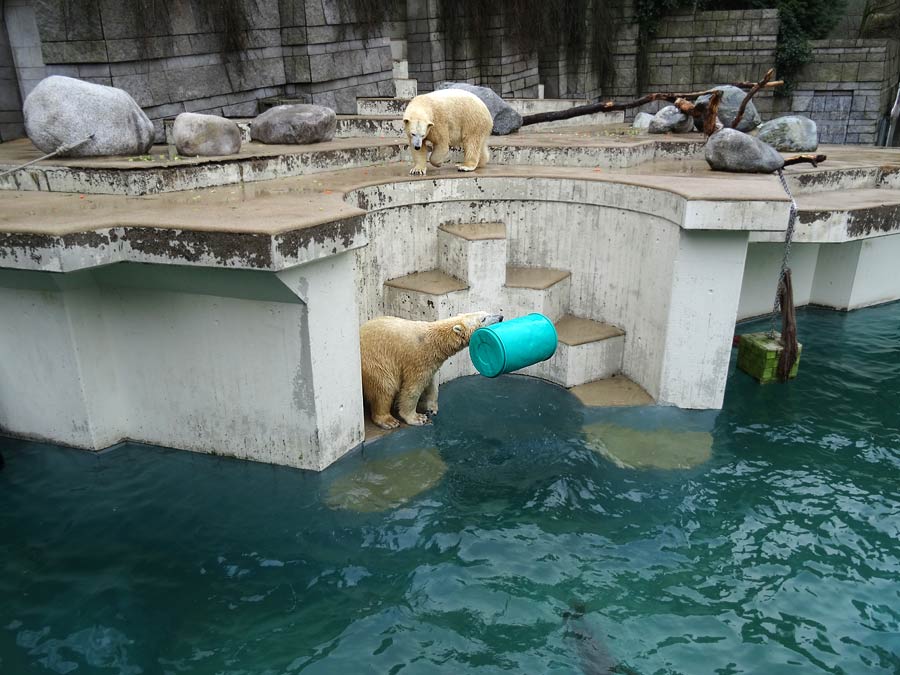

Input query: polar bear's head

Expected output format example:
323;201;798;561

451;311;503;344
403;115;432;150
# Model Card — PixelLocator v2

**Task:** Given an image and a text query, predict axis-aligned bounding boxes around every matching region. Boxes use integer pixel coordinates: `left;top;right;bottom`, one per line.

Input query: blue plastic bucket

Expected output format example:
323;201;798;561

469;313;558;378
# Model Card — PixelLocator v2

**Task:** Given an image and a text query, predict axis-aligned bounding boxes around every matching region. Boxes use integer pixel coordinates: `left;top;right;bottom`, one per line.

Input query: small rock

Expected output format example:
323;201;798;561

632;112;654;130
23;75;154;157
648;105;694;134
437;81;522;135
250;104;336;144
756;115;818;152
695;84;762;132
173;112;241;156
705;128;785;173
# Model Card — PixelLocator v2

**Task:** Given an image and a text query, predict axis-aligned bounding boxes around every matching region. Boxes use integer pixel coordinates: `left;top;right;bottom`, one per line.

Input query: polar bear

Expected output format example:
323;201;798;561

402;90;493;176
360;311;503;429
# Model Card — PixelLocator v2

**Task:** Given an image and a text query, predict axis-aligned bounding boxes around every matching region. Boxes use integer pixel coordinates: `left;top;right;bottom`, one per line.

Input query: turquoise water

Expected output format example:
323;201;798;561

1;304;899;674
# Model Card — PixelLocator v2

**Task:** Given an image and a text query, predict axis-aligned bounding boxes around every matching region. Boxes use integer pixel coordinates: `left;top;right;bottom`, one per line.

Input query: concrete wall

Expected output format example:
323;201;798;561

348;176;768;409
0;257;365;470
738;235;900;319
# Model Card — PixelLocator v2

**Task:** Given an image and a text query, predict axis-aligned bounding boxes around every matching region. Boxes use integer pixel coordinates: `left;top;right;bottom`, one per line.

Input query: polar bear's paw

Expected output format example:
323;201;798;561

373;414;401;430
409;166;427;176
401;412;431;426
456;164;477;172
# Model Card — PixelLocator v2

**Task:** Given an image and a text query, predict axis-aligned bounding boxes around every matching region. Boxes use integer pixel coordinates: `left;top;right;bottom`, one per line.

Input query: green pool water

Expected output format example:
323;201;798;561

1;304;898;674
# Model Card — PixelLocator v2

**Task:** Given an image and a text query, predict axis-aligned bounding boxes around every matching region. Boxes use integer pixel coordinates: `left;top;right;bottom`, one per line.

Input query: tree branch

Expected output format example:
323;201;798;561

731;68;775;129
782;154;827;167
520;80;783;127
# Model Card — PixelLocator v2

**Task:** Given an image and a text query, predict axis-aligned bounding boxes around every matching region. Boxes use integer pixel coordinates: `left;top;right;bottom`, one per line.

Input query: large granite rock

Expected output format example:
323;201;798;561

632;112;654;130
705;128;784;173
172;112;241;156
648;105;694;134
695;84;762;132
437;81;522;135
756;115;818;152
250;104;336;145
23;75;154;157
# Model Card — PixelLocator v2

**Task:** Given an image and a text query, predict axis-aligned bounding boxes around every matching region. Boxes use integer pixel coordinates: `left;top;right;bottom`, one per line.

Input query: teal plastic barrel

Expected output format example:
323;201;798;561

469;313;558;378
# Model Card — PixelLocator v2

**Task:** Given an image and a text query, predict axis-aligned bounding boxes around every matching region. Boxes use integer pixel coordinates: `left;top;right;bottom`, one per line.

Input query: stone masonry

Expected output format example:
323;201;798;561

1;0;394;141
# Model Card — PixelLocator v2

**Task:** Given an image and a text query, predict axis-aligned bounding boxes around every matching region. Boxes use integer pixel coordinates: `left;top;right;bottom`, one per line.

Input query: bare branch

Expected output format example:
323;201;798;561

520;79;783;127
732;68;775;130
782;154;828;167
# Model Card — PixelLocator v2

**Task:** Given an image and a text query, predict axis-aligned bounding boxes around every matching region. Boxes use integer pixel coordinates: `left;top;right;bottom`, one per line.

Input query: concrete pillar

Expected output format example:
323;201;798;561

0;255;365;471
811;233;900;310
277;251;365;470
657;230;749;409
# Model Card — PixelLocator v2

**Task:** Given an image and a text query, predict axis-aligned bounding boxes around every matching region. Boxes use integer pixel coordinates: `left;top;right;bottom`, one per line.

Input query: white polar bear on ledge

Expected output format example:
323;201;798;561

402;90;493;176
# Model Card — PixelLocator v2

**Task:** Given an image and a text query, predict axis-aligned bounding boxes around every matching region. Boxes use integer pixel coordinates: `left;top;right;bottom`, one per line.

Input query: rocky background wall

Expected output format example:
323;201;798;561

405;0;539;98
0;13;24;142
5;0;393;140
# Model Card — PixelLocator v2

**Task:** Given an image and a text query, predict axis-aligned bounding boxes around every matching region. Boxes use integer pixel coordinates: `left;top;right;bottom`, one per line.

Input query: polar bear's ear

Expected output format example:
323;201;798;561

452;324;464;335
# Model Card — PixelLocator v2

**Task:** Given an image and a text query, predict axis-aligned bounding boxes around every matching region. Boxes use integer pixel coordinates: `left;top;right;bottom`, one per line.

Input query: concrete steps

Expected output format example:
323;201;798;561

504;266;571;322
521;315;625;387
382;221;628;388
163;115;404;145
383;269;468;321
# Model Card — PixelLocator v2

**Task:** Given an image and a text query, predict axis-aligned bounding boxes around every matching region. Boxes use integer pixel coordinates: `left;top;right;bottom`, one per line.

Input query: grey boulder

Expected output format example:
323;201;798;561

437;81;522;135
23;75;154;157
756;115;818;152
648;105;694;134
632;112;654;130
173;112;242;156
695;84;761;132
250;104;336;144
705;128;784;173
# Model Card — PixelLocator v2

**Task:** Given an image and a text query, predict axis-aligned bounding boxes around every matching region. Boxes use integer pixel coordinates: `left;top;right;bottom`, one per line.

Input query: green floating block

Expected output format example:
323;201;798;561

737;332;802;384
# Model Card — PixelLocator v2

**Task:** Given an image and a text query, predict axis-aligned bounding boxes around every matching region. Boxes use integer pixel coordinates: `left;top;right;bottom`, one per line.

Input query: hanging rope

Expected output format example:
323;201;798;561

0;135;94;180
771;169;799;382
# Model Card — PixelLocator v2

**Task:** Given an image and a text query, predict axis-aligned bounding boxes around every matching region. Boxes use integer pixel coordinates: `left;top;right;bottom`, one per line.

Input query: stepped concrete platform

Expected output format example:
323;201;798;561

2;127;900;470
571;376;655;407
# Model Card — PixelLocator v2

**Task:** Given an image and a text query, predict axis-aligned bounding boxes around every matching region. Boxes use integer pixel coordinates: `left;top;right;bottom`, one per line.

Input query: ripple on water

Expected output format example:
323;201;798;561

1;304;899;674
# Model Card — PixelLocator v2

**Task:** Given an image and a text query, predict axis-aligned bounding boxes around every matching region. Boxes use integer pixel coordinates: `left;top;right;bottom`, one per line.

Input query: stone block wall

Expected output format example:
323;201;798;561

2;0;394;141
0;14;24;142
640;9;779;118
792;39;900;144
406;0;539;97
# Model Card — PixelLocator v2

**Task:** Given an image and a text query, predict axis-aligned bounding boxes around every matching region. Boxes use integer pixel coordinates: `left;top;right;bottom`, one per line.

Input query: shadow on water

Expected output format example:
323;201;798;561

1;304;899;673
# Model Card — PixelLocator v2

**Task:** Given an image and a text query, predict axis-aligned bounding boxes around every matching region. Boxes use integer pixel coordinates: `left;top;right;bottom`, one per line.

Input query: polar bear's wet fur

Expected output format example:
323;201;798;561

402;90;493;176
359;312;503;429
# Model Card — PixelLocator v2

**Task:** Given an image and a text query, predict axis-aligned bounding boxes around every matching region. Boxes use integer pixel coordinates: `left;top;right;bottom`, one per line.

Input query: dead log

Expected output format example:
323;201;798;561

520;80;783;127
673;91;723;136
782;154;827;167
731;68;775;130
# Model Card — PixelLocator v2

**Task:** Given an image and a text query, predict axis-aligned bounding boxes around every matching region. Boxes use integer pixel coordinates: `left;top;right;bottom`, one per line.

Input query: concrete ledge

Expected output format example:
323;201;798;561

555;315;625;345
505;266;571;289
438;221;506;240
384;269;467;295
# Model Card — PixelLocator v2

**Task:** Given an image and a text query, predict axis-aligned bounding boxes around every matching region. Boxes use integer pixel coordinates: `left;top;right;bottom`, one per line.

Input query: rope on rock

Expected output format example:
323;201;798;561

771;169;799;382
0;134;94;180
